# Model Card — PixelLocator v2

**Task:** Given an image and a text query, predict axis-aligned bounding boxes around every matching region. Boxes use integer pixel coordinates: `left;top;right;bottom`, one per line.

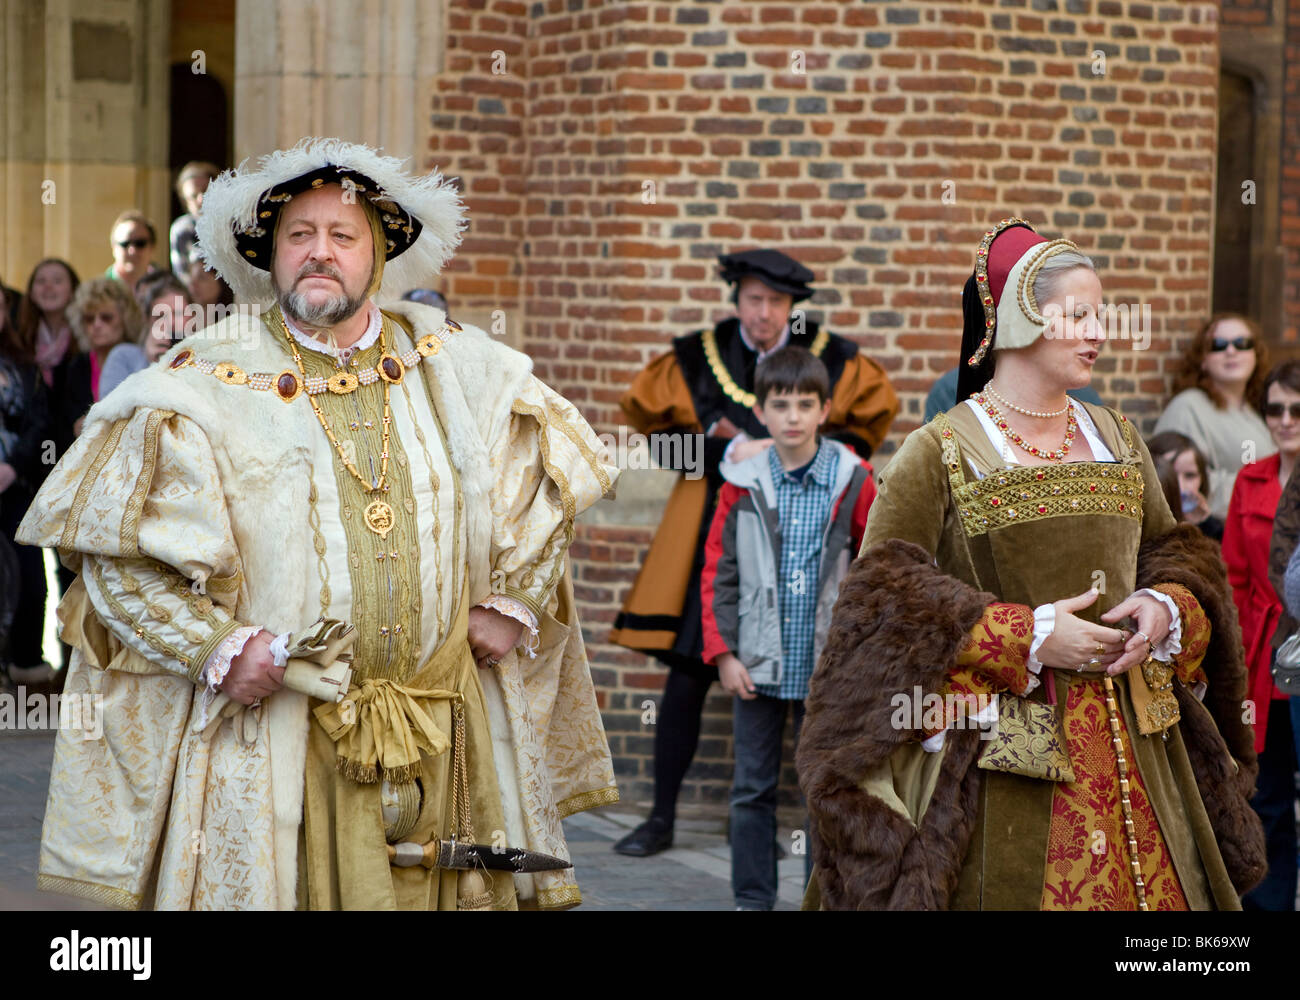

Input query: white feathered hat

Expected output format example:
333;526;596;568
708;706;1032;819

195;137;464;306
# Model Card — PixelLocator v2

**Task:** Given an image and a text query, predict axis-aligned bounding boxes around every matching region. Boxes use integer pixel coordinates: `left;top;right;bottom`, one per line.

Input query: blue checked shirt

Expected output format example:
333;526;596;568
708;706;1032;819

755;439;839;701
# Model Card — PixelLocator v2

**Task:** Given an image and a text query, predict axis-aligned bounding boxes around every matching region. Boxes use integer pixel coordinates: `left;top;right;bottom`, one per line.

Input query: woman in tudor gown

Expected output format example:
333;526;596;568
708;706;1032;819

797;219;1265;911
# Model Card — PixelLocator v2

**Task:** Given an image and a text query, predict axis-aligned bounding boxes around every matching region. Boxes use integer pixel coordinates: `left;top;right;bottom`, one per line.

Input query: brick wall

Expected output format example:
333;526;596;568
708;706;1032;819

424;0;1223;816
1221;0;1274;27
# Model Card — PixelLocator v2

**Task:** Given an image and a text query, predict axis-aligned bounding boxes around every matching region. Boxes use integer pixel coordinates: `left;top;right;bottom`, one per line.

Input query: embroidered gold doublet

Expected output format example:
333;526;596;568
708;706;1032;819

934;413;1144;537
293;319;425;683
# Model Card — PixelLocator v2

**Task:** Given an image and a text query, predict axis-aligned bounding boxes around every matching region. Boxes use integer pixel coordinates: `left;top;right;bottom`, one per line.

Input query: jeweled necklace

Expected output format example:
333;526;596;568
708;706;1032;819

986;383;1069;419
976;391;1077;462
278;310;396;539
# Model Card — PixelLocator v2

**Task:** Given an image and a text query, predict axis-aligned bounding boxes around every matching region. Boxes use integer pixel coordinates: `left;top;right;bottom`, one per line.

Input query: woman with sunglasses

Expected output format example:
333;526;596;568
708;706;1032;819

65;278;143;429
1222;360;1300;910
1154;314;1273;520
106;210;164;294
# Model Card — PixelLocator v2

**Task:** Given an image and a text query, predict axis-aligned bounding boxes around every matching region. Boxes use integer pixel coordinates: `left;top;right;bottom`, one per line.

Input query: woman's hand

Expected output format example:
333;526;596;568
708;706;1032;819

1035;588;1130;674
1182;488;1211;526
1100;591;1173;676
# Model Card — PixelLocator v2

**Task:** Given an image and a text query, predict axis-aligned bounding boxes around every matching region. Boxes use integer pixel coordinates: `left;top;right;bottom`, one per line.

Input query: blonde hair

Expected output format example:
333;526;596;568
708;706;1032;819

70;277;144;350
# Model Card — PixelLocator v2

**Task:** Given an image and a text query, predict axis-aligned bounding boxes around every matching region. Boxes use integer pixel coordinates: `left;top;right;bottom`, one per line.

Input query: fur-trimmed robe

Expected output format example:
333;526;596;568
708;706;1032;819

798;405;1266;910
19;300;619;910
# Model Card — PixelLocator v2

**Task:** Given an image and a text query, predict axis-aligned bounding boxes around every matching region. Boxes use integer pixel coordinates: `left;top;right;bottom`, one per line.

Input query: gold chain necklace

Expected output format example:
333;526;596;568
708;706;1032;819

701;325;830;408
278;310;397;538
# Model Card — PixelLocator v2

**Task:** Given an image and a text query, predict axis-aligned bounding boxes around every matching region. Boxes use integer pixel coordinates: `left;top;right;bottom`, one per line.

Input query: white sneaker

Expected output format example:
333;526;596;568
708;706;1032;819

8;662;55;685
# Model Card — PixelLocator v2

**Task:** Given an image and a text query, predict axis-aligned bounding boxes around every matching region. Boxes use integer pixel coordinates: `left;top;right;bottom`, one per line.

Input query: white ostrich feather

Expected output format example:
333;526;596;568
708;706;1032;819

195;137;464;306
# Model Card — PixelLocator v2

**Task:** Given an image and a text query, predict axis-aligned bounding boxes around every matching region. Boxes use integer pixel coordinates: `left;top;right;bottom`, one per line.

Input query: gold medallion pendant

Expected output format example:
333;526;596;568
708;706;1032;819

364;500;396;538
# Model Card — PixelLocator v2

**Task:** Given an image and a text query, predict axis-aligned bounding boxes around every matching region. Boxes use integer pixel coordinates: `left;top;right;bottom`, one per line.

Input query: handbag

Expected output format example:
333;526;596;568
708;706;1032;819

1273;631;1300;694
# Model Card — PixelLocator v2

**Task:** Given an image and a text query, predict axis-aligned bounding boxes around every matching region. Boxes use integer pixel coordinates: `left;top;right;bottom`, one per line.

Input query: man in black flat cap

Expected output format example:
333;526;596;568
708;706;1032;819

609;248;899;857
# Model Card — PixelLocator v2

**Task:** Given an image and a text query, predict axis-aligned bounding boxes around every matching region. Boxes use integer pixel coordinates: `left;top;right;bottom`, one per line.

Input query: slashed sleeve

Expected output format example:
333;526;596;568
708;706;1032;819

480;377;619;634
18;408;246;682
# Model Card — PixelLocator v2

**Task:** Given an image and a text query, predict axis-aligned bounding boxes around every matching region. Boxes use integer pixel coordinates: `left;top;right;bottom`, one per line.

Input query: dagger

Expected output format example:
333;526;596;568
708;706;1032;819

386;837;572;874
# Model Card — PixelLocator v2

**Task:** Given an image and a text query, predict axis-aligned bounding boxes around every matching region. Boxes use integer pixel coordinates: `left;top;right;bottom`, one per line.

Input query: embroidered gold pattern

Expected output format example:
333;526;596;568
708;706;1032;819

306;480;332;618
121;410;170;555
304;327;423;682
62;418;130;550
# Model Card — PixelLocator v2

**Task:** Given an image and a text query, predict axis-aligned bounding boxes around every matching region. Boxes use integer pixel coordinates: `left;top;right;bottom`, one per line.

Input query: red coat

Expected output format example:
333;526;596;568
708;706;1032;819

1222;452;1287;753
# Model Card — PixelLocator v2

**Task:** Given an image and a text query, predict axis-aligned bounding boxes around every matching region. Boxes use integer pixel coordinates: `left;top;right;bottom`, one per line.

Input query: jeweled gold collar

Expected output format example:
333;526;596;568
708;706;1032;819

702;324;829;408
168;308;457;402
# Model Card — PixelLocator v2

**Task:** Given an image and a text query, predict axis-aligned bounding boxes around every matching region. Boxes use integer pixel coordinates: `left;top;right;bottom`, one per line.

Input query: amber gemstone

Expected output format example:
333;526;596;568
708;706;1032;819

381;357;402;381
276;372;298;398
170;350;192;369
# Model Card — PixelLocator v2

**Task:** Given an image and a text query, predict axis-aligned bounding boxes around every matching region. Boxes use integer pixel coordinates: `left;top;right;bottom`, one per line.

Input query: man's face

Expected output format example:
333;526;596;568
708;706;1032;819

147;292;189;363
753;389;830;452
271;183;374;328
111;221;154;277
180;176;209;218
735;277;794;352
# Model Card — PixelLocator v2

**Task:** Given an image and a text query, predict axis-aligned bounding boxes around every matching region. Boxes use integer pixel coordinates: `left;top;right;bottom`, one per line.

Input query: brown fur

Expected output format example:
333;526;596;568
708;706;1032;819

800;526;1267;909
796;539;992;909
1135;524;1267;894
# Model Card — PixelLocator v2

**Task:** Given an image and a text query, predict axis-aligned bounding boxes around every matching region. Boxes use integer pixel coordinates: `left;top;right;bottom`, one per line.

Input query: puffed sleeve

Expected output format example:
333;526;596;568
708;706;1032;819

826;351;899;459
618;350;700;435
483;377;619;626
17;408;246;681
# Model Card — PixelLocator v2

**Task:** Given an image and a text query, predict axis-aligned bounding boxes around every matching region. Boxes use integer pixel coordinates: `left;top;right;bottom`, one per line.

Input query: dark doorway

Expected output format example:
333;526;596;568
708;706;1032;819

1214;70;1256;318
168;63;229;222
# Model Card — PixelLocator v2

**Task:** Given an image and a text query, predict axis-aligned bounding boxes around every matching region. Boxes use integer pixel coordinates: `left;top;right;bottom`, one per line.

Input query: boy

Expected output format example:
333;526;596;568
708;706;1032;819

700;346;876;910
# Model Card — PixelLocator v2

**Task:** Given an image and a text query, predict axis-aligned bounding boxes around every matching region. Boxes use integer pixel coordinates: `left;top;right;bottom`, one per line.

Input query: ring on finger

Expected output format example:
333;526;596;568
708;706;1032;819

1093;642;1105;656
1134;630;1150;645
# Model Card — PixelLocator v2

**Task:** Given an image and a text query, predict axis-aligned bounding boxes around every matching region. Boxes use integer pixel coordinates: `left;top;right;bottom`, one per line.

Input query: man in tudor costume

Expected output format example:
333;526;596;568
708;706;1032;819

609;248;898;856
796;218;1266;909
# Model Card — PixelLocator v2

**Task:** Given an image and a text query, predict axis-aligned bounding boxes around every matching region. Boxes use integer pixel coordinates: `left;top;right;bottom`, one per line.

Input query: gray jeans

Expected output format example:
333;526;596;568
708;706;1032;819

730;693;808;910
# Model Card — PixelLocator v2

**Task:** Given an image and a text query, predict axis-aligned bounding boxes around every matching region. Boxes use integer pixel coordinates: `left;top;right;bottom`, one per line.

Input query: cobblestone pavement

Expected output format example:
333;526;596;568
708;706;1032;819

0;729;806;911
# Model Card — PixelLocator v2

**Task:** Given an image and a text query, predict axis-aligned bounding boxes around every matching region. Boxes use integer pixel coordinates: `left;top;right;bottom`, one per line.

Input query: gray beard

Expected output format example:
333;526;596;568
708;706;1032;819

278;285;366;328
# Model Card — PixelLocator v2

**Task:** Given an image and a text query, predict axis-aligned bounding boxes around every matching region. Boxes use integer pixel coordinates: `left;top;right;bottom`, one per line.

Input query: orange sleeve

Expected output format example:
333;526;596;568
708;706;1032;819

619;351;701;435
924;602;1036;738
826;352;900;456
1151;583;1210;689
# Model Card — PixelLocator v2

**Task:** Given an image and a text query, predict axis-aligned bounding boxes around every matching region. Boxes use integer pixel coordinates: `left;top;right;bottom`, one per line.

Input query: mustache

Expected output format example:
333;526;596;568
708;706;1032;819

296;263;344;284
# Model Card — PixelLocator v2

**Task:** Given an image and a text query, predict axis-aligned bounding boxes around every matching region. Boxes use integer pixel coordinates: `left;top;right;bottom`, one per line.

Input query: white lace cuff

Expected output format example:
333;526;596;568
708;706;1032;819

1029;603;1055;674
1134;588;1182;661
477;595;540;658
198;625;260;728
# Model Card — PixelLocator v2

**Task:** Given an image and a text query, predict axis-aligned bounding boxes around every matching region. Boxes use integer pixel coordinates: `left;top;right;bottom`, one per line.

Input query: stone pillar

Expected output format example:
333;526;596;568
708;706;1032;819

0;0;170;290
233;0;444;164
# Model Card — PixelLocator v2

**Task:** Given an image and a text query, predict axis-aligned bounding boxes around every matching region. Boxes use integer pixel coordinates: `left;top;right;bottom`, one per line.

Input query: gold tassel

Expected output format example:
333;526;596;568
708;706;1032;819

457;868;492;911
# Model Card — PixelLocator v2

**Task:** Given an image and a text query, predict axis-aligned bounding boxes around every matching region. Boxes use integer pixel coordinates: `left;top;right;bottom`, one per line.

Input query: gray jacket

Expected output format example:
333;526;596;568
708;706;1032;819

701;439;874;688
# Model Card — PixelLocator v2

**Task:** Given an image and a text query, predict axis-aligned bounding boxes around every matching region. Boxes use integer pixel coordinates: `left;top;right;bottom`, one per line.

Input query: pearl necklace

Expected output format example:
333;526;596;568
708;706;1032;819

976;392;1077;463
985;383;1069;419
